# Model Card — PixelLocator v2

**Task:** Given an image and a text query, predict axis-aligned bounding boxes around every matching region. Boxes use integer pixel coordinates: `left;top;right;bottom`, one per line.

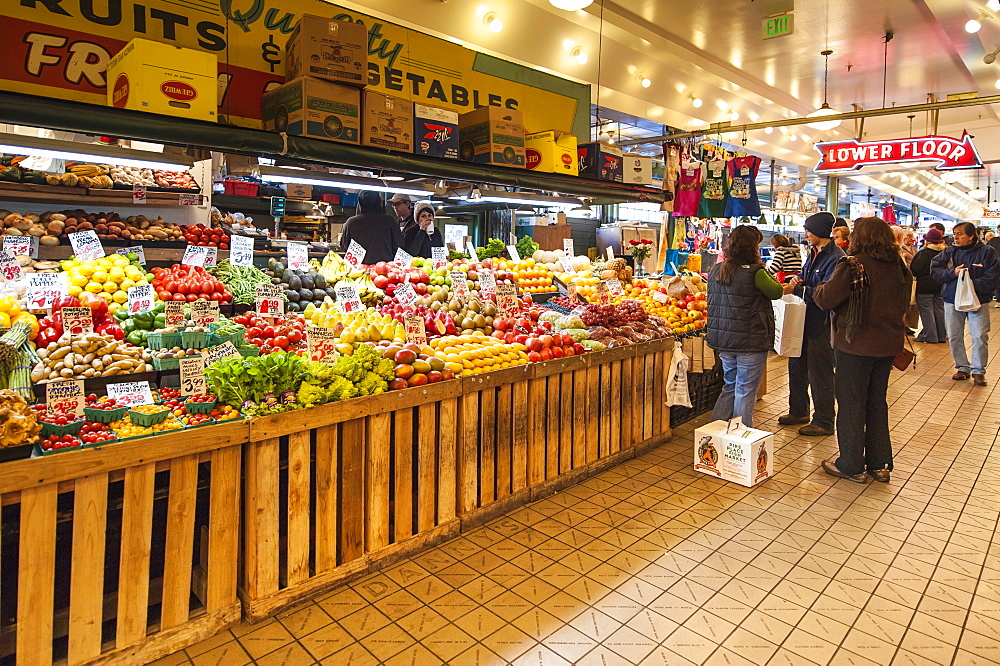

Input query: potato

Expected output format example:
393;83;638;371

59;368;74;378
50;347;69;360
83;368;96;377
73;364;87;374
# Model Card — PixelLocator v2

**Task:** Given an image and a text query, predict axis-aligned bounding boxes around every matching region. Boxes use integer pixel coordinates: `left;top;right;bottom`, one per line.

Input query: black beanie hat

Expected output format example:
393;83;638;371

803;212;836;239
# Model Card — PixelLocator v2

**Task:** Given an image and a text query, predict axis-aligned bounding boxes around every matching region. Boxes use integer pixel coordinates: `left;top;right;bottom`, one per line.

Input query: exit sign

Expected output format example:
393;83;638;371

763;13;793;39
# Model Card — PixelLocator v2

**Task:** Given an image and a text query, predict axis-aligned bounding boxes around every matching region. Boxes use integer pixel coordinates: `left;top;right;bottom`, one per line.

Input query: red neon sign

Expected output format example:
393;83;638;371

813;132;982;173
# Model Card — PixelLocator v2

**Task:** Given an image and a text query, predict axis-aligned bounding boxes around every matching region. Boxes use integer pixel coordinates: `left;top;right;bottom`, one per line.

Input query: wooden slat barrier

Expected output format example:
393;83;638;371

0;421;246;665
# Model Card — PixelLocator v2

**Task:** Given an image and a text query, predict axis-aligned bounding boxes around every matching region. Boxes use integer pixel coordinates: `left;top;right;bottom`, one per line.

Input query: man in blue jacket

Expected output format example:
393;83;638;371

930;222;1000;386
779;212;845;436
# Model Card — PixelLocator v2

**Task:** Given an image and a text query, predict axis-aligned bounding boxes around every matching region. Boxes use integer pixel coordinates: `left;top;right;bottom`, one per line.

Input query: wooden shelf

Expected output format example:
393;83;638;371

0;181;204;208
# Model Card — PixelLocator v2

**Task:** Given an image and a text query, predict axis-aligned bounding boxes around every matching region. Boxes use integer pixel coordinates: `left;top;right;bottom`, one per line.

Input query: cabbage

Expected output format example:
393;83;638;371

561;328;590;342
555;315;585;330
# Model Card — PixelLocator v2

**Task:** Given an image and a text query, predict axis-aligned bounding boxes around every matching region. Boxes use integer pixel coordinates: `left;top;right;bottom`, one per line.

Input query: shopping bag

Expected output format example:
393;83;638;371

665;342;693;408
772;294;806;357
955;268;982;312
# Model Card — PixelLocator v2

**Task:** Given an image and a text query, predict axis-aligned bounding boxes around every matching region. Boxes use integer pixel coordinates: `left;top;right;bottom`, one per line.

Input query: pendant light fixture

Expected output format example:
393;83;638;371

968;170;986;199
807;50;841;130
548;0;593;10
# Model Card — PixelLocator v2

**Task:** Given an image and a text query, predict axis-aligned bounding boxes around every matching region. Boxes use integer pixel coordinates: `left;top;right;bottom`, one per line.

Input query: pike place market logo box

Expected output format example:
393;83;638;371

3;0;589;137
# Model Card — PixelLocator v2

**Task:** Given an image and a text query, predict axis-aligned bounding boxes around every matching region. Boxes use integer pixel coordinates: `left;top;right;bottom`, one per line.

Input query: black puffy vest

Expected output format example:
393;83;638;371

706;264;775;353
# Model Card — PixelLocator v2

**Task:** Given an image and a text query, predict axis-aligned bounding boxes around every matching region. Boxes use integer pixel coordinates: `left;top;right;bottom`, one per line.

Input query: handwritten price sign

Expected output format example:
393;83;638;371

127;284;154;313
394;247;413;267
115;245;145;265
395;283;419;308
229;235;254;267
496;283;519;317
26;273;67;310
478;271;496;299
306;327;338;364
466;242;480;264
652;291;668;304
506;245;521;262
46;380;84;416
182;244;217;267
450;271;469;299
106;381;154;407
3;235;38;259
62;307;93;334
132;184;146;204
165;301;186;326
431;246;448;269
563;238;574;256
596;281;611;305
606;278;625;298
404;315;427;345
0;251;22;282
286;242;308;270
559;257;575;273
255;284;284;317
191;300;220;326
69;230;105;260
202;342;240;366
343;240;366;269
179;356;207;396
335;283;363;313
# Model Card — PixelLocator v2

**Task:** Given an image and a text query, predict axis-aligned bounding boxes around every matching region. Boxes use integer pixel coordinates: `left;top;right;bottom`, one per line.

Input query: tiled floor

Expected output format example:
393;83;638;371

162;319;1000;665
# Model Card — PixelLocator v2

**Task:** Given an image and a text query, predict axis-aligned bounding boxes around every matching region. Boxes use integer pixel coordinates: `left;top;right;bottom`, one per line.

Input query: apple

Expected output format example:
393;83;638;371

539;335;554;349
514;334;529;345
572;343;586;355
374;262;389;276
527;351;542;363
539;348;553;361
526;337;543;353
389;378;408;390
373;275;389;289
551;346;564;359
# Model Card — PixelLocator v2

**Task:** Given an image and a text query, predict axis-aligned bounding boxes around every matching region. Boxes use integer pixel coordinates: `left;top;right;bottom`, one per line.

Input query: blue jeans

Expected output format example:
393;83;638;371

945;303;991;375
915;293;946;343
711;351;769;428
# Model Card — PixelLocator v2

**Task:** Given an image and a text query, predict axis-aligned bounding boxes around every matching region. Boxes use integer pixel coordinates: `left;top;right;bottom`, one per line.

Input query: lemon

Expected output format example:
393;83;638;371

92;270;108;283
135;279;149;287
85;282;103;293
67;285;83;298
112;290;128;304
108;302;122;315
78;265;95;277
125;267;143;280
96;292;112;302
120;278;136;291
103;281;118;293
109;268;126;280
68;274;88;288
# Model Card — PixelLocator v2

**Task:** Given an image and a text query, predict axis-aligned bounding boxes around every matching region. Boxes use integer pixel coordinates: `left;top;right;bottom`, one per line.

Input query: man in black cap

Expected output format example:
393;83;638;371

779;211;845;436
389;193;414;232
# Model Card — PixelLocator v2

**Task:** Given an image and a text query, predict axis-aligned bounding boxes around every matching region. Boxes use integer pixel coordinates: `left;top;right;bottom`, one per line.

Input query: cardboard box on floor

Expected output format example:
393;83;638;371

262;77;361;144
694;418;773;487
414;104;460;159
525;130;579;176
363;91;414;152
458;107;526;167
107;39;218;122
285;15;368;87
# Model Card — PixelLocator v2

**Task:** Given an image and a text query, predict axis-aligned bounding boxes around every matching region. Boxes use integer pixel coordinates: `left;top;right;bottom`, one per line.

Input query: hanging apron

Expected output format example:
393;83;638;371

698;159;729;218
724;156;763;218
673;161;703;217
661;143;682;212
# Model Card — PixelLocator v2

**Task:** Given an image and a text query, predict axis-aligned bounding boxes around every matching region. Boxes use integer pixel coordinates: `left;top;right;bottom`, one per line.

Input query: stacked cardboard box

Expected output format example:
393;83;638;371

458;107;526;168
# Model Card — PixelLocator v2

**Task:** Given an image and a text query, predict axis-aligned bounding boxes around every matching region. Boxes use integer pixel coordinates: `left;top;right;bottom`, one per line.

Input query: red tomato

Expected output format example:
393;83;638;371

210;292;223;301
196;241;207;246
176;283;189;295
262;326;276;338
219;243;229;250
273;335;289;349
288;330;303;343
158;290;172;301
221;290;232;301
171;293;187;302
247;326;263;338
186;293;199;302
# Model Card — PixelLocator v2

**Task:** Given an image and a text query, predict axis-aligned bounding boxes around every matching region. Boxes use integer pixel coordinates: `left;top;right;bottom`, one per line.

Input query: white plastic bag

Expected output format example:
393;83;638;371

666;341;693;408
772;294;806;357
955;268;982;313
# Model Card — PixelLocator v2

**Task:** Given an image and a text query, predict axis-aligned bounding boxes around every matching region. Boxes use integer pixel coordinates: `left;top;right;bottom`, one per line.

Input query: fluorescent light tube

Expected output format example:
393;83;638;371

0;133;193;171
259;166;433;196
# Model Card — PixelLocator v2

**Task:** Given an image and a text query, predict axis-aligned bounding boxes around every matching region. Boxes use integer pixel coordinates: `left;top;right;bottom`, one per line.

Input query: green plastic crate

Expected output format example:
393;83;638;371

182;330;209;348
83;405;127;423
128;407;170;427
185;398;216;414
146;331;182;349
39;419;84;439
209;330;245;347
238;346;260;357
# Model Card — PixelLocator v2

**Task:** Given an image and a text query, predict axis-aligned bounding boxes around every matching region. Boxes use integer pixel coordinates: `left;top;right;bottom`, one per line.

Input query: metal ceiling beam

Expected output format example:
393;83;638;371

618;94;1000;145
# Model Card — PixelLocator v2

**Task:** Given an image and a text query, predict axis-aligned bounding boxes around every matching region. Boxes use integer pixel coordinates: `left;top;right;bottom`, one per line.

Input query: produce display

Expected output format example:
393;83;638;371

209;260;272;304
61;253;151;309
31;332;151;382
151;264;232;303
265;259;335;311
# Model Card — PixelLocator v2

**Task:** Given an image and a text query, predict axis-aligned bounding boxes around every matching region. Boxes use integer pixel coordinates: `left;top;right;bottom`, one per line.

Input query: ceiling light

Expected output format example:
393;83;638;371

788;134;797;141
807;50;842;130
690;96;703;108
637;74;652;88
478;190;582;208
985;45;1000;64
259;166;433;196
572;199;593;212
966;11;991;33
970;187;987;199
763;126;774;134
729;110;740;120
571;46;588;64
990;0;1000;11
941;170;962;183
0;133;193;171
549;0;594;9
483;12;503;32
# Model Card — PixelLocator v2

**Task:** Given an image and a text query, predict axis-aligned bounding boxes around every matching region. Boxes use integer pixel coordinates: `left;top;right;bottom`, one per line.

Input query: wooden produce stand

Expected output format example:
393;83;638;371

1;339;674;664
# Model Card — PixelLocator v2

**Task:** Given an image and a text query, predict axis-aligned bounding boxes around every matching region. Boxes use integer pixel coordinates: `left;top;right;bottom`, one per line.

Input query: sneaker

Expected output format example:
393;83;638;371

799;424;834;436
777;414;810;426
953;371;971;381
973;374;987;386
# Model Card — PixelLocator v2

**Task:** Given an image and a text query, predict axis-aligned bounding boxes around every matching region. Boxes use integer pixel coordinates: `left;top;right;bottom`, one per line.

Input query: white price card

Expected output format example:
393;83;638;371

182;244;208;267
393;247;413;266
395;283;419;308
229;235;254;267
559;257;575;273
164;301;186;326
132;184;146;204
466;242;480;264
178;192;199;206
652;290;668;304
179;357;207;396
403;314;427;345
306;327;338;364
478;271;496;298
596;281;611;305
191;300;220;326
606;245;615;261
255;284;284;317
68;230;105;260
563;238;574;257
431;246;448;269
106;381;154;407
203;246;218;268
449;271;469;299
3;235;38;259
496;283;519;317
0;251;23;282
606;278;625;298
343;240;366;269
335;283;363;313
506;245;521;262
127;284;154;314
286;242;308;270
25;273;67;310
202;342;240;366
46;380;85;416
115;245;145;265
62;307;93;334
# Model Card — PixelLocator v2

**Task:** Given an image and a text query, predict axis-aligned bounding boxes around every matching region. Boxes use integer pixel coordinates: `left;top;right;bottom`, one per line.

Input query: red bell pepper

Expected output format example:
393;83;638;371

96;323;125;341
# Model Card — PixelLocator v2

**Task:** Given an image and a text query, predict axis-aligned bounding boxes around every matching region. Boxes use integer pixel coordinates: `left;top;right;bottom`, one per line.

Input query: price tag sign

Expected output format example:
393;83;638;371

335;283;363;313
255;284;284;317
506;245;521;262
606;246;615;261
46;380;85;416
307;327;338;363
395;283;419;308
0;251;23;282
3;235;38;259
203;246;218;268
68;230;105;260
26;273;67;310
179;356;207;396
431;246;448;269
179;192;199;206
567;283;580;303
287;242;308;270
106;380;154;407
344;240;366;269
127;284;154;313
478;271;496;299
606;278;625;298
563;238;574;256
403;315;426;345
559;257;575;274
191;300;219;326
450;271;469;299
466;242;480;264
230;235;255;267
202;341;240;366
652;290;668;304
62;307;93;334
165;301;186;326
132;184;146;204
115;245;145;265
394;247;413;266
596;281;611;305
497;283;519;317
182;244;208;267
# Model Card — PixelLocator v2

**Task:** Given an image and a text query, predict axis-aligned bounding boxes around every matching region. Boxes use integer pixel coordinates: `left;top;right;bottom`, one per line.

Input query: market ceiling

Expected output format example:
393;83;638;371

339;0;1000;219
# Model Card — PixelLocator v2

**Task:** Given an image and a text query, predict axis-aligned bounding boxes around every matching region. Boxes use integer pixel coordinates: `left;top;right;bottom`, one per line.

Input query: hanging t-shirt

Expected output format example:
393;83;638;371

673;161;703;217
724;156;762;217
698;159;729;218
661;143;682;213
882;205;897;224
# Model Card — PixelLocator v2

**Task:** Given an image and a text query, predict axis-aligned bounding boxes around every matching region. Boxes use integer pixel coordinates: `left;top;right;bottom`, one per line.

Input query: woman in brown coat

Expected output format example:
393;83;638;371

813;217;912;484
